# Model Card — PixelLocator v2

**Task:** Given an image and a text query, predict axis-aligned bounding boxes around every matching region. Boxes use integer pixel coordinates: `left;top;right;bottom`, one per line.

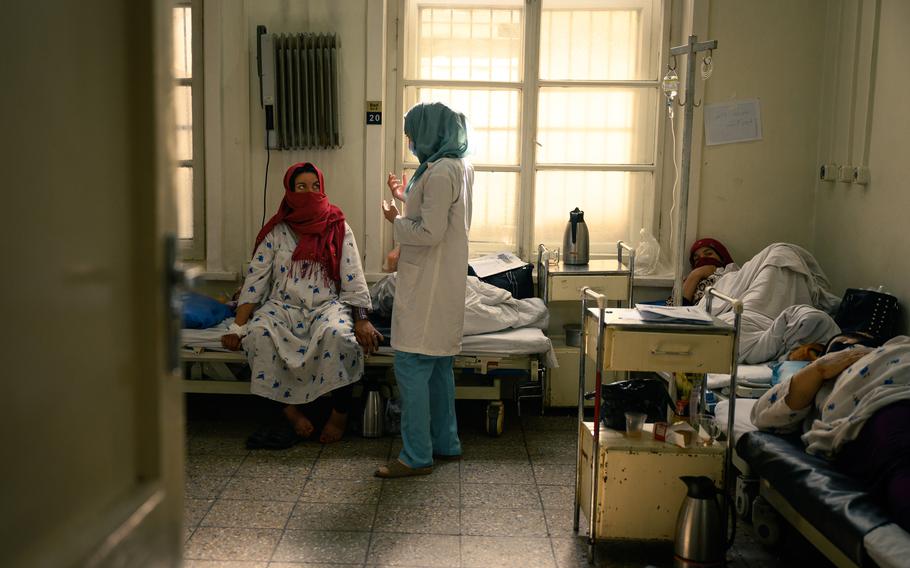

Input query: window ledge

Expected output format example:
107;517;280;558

633;264;675;288
180;261;239;282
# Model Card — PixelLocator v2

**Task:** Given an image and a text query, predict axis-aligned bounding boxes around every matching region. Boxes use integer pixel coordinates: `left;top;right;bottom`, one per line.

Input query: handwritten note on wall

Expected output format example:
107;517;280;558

704;99;763;146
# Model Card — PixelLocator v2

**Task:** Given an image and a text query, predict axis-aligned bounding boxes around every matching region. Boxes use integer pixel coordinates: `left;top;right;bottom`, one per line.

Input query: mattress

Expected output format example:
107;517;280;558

181;318;557;367
714;398;758;443
707;364;773;390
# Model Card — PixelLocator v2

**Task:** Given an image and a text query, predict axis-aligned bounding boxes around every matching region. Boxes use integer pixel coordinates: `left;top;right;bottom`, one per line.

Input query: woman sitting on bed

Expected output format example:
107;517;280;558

752;333;910;531
221;162;383;447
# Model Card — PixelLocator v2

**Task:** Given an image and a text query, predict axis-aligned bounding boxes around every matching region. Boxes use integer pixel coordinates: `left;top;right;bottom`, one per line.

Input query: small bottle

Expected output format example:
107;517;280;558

662;68;679;102
688;375;705;426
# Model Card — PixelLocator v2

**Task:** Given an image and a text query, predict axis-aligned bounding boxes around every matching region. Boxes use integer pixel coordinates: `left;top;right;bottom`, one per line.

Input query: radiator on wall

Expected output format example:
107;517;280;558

257;27;341;150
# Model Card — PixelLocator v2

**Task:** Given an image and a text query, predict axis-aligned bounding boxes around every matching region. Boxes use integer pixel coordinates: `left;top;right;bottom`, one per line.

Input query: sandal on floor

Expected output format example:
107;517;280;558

374;459;432;478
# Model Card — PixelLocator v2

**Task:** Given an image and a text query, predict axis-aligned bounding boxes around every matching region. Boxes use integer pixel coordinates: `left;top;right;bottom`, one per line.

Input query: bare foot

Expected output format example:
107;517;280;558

283;405;314;438
319;409;348;444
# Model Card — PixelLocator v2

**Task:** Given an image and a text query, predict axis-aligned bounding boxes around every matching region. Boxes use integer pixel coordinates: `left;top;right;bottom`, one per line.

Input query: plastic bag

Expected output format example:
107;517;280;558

584;378;674;431
634;228;660;275
180;291;234;329
369;274;397;317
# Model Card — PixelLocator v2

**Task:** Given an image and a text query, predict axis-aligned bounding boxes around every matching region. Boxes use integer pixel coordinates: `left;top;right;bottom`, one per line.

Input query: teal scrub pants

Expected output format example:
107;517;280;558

394;350;462;468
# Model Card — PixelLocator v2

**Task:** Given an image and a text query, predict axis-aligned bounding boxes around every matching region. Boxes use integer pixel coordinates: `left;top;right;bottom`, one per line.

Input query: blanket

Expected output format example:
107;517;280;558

370;274;549;336
698;243;842;363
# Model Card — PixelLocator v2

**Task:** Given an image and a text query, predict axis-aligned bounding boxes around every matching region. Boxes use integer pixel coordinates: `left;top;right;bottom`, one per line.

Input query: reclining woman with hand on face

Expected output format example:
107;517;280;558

752;332;910;531
220;162;383;448
681;238;736;305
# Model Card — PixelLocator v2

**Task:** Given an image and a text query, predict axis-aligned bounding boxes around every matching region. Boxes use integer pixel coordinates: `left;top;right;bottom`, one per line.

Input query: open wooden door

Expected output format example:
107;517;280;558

2;0;184;565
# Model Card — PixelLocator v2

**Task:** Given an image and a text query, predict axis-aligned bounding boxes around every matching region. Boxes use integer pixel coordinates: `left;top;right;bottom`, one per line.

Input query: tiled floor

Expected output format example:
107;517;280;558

183;395;834;568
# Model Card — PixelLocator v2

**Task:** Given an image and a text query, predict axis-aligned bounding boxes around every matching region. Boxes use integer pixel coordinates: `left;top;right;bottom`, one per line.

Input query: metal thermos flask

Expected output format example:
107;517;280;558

673;476;725;568
562;208;590;265
361;388;384;438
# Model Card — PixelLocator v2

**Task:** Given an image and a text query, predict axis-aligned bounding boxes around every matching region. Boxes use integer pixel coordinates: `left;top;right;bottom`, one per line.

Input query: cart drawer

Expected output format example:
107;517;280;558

588;328;733;373
549;274;628;302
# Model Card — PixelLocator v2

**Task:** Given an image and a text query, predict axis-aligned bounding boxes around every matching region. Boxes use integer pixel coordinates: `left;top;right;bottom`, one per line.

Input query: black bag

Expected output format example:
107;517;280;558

467;263;535;299
584;378;674;431
834;288;901;346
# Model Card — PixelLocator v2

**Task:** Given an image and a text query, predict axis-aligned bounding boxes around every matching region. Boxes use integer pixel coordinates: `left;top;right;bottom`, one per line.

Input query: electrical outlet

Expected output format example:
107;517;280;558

838;165;854;183
819;163;838;182
853;166;871;185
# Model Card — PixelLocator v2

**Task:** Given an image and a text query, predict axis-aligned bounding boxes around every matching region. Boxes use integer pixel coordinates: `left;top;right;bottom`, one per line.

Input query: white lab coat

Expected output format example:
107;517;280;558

392;157;473;356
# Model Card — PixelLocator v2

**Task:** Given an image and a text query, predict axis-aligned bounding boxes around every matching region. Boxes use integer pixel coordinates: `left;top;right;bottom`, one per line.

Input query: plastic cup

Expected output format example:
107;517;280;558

695;414;720;446
624;411;647;438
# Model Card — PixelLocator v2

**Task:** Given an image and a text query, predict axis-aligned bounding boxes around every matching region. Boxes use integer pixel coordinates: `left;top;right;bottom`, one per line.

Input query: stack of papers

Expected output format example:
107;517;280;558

469;252;526;278
634;304;713;325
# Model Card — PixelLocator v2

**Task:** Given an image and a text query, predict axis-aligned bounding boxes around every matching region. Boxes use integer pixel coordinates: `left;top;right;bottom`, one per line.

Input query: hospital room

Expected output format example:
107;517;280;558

6;0;910;566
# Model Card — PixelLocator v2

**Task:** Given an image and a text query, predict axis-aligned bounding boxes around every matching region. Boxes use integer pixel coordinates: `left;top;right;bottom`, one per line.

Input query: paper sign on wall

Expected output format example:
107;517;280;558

704;99;762;146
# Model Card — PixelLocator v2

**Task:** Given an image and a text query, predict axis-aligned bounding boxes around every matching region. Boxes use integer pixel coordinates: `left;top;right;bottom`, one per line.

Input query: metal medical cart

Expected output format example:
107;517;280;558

574;287;743;563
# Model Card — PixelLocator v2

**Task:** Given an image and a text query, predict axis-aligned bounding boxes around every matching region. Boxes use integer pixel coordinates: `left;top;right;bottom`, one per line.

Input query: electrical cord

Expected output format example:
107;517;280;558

667;111;680;256
260;139;271;229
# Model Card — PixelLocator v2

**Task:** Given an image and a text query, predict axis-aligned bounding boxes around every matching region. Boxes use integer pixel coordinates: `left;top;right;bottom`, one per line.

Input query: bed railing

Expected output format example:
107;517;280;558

705;286;744;549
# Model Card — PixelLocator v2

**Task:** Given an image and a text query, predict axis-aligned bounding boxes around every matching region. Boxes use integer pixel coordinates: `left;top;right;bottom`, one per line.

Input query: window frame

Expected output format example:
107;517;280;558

390;0;669;260
176;0;206;260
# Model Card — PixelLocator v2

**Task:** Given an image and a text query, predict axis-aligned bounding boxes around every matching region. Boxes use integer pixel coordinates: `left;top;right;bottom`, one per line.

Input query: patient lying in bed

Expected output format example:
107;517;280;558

699;242;843;363
751;334;910;531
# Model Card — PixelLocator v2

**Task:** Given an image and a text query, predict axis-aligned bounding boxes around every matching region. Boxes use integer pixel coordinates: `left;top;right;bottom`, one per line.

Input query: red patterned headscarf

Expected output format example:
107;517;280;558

689;238;733;269
254;162;346;284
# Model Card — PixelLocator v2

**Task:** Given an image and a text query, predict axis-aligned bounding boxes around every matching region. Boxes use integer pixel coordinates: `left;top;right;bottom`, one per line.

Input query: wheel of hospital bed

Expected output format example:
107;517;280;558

735;475;758;521
485;401;504;437
751;495;782;548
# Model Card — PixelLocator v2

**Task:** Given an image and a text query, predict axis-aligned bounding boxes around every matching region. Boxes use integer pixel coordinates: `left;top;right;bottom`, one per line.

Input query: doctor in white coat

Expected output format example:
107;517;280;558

376;102;473;478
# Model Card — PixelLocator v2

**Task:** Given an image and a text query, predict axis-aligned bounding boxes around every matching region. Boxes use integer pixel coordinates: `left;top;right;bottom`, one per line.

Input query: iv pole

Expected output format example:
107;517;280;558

670;34;717;307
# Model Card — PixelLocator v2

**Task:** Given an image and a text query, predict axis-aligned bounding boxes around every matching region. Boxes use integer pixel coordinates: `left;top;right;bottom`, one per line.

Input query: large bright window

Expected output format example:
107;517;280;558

173;1;205;259
398;0;663;257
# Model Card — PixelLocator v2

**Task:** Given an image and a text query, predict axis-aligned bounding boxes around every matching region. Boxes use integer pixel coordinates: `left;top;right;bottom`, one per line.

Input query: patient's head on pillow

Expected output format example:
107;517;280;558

788;343;826;361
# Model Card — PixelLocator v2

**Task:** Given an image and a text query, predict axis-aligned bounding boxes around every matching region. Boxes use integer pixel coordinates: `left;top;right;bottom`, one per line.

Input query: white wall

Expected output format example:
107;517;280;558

204;0;386;279
812;0;910;332
200;0;910;334
692;0;827;264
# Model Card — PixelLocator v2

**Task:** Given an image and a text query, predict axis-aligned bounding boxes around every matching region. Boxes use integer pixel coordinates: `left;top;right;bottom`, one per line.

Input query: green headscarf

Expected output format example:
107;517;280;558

403;102;469;194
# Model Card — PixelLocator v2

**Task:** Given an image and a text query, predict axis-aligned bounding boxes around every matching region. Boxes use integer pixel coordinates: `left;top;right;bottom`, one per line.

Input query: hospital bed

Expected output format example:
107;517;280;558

179;307;556;433
711;381;910;568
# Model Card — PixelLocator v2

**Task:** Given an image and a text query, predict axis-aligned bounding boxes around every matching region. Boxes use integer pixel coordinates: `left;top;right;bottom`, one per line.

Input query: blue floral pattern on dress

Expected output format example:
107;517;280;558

239;222;371;405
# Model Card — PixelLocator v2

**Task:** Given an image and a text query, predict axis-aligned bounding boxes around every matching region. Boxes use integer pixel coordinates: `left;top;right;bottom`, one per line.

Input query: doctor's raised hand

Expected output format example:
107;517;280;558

386;172;407;202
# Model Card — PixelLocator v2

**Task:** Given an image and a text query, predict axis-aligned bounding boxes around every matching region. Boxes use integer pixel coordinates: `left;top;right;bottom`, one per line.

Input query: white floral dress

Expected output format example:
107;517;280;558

237;222;371;404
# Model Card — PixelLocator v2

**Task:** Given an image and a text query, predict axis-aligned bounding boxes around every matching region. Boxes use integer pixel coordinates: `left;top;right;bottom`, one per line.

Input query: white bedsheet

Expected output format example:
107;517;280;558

461;327;558;367
707;364;774;390
371;274;549;335
181;319;558;367
865;523;910;568
714;398;758;443
698;243;841;363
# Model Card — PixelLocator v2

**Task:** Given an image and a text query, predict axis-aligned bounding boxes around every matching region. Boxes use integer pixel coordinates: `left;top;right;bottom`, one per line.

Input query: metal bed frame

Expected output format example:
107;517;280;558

182;348;541;399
